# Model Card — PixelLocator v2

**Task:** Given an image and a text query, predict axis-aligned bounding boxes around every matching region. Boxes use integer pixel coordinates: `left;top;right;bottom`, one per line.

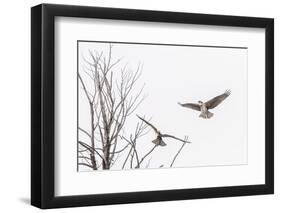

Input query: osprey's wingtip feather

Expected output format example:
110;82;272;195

225;89;231;96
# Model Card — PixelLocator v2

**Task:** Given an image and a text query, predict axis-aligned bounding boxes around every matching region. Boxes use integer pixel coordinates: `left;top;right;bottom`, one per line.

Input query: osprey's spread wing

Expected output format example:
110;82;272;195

136;115;159;133
205;90;231;109
161;134;191;143
178;102;201;111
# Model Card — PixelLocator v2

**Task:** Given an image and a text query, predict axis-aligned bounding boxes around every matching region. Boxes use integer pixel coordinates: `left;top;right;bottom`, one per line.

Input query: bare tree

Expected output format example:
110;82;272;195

78;44;146;170
78;44;191;171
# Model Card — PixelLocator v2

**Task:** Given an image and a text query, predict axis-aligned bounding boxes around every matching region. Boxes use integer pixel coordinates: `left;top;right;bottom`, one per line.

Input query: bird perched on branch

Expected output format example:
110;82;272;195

178;90;231;119
136;115;190;146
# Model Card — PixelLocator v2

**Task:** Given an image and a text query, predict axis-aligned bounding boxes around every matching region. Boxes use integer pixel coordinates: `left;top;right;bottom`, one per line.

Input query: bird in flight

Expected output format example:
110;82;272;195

178;90;231;119
136;115;190;146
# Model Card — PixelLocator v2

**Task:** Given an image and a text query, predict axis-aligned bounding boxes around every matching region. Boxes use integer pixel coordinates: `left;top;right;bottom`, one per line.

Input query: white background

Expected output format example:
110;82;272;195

0;0;279;212
78;42;248;169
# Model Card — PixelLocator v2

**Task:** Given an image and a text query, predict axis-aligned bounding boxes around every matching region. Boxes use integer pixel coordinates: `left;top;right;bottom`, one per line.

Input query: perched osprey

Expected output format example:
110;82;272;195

137;115;189;146
178;90;231;119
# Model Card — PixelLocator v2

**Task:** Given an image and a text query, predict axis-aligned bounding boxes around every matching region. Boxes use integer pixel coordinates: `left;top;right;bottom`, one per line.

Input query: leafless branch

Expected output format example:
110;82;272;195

170;136;189;167
78;127;91;138
138;144;158;166
78;163;94;169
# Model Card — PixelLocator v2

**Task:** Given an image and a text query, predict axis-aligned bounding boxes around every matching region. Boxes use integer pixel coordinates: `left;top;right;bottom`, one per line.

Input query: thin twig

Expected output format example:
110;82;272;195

78;163;94;169
78;127;91;138
170;137;189;167
138;145;158;166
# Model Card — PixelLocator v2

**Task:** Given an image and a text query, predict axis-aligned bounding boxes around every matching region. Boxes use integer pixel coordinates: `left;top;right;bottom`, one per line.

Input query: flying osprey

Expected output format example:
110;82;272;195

137;115;189;146
178;90;231;119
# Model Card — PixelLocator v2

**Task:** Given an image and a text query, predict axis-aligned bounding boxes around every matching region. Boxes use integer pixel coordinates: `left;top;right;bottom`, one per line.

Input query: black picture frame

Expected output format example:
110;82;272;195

31;3;274;209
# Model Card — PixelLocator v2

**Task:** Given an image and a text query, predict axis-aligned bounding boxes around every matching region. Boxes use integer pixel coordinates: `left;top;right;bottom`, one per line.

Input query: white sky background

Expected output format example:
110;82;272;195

78;41;248;171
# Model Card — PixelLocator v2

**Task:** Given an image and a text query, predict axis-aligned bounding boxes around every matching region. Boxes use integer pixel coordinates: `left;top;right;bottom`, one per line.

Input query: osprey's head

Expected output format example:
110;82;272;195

198;101;203;105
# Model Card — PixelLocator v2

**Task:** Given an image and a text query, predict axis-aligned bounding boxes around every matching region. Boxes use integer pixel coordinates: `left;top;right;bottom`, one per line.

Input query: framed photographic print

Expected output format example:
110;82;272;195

31;3;274;209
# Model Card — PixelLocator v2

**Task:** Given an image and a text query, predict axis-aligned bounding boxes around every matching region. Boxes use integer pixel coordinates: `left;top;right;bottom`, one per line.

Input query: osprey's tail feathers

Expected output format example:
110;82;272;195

152;138;166;146
199;111;214;119
199;113;206;119
159;140;166;146
207;111;214;118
